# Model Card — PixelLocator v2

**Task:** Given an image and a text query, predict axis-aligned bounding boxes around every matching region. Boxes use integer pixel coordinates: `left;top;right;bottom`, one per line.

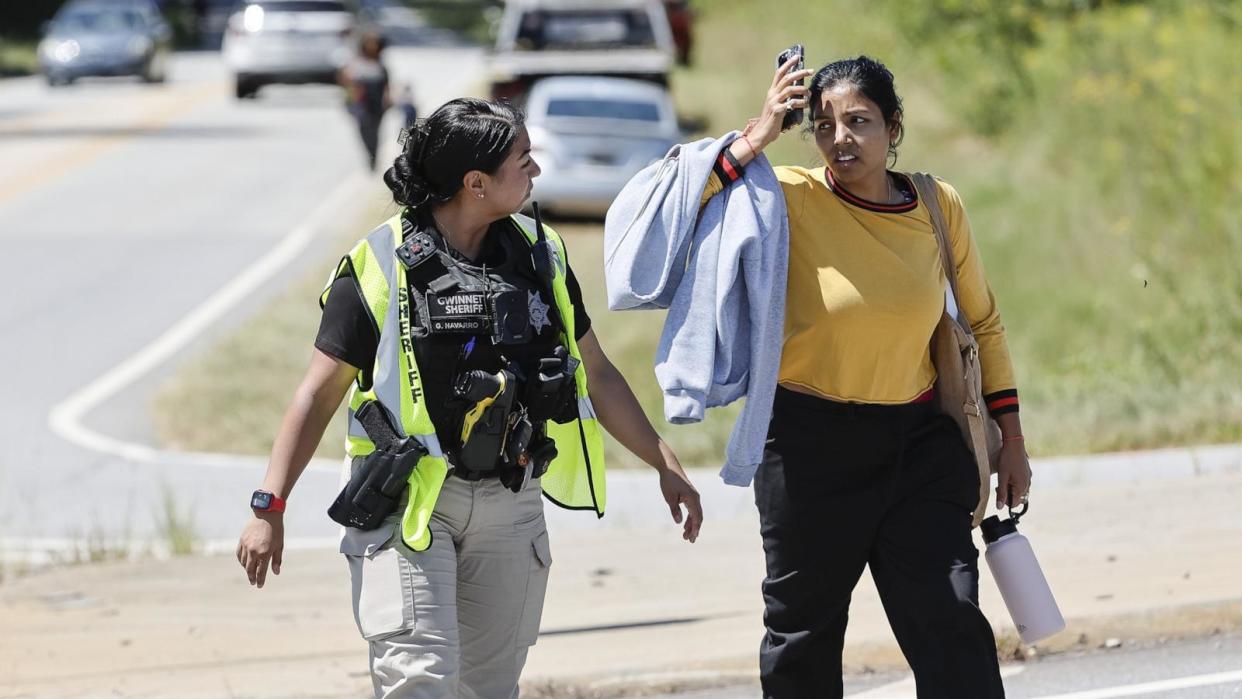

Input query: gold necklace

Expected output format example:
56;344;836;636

430;210;451;239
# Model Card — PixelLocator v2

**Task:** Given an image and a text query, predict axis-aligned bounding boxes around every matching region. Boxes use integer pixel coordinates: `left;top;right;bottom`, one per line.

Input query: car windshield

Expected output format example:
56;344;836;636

250;1;348;12
545;98;661;122
516;10;655;50
55;8;145;33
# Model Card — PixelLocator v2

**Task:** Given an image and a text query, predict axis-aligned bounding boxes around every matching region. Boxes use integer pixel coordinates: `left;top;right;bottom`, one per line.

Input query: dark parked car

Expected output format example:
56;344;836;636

38;0;173;86
662;0;693;65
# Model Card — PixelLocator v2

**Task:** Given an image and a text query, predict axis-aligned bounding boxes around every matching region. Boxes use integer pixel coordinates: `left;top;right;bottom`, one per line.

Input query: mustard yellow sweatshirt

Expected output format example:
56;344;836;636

702;162;1018;413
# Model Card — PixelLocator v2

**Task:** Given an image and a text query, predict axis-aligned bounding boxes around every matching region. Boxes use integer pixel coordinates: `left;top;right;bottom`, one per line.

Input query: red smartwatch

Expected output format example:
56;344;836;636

250;489;286;513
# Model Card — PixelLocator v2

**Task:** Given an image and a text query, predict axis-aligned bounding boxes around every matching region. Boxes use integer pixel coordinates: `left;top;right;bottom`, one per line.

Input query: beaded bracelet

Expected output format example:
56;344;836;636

739;133;758;160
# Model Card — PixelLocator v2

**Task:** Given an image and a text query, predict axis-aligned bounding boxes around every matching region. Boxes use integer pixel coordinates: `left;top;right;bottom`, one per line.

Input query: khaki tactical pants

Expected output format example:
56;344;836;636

341;474;551;699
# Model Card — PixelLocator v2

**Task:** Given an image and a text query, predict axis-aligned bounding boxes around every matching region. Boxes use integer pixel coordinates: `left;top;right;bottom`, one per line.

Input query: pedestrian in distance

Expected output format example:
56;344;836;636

235;97;703;699
698;54;1031;697
339;29;391;171
397;83;418;131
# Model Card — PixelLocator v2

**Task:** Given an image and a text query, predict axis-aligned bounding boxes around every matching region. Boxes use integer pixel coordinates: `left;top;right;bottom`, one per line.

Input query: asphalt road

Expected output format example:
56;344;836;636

0;47;484;561
647;635;1242;698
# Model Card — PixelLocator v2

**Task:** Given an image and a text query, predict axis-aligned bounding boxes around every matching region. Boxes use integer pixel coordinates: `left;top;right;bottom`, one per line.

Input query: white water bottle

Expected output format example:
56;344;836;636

981;507;1065;644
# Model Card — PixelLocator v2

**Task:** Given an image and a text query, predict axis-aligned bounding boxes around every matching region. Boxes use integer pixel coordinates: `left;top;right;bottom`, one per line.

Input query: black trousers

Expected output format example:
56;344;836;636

755;387;1005;699
353;112;381;170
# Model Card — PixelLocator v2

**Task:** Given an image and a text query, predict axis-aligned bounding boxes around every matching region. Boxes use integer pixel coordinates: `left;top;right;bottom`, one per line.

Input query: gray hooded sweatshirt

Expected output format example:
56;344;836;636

603;134;788;486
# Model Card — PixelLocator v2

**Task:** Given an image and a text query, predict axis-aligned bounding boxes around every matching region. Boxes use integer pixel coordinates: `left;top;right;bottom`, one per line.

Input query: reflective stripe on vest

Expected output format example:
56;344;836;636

322;213;606;552
510;212;607;517
323;217;447;552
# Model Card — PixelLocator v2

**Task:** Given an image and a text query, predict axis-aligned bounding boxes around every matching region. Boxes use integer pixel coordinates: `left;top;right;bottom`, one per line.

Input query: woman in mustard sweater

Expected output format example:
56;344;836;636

701;55;1031;697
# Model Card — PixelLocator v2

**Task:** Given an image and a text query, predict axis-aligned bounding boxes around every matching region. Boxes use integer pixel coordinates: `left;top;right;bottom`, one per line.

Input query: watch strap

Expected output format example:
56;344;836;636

251;489;286;513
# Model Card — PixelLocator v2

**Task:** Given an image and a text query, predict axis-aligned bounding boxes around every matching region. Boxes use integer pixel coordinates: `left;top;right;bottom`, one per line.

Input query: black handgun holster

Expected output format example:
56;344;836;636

327;401;428;530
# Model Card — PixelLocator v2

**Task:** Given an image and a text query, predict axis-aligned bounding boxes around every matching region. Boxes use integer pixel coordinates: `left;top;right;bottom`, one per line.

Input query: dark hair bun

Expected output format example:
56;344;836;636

383;151;432;208
383;98;525;211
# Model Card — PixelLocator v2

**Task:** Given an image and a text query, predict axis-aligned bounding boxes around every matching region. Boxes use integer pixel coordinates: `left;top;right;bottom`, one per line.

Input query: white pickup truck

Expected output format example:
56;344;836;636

488;0;676;101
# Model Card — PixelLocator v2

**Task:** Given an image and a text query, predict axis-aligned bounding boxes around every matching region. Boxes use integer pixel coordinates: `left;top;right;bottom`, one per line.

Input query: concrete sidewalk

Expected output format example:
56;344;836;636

2;467;1241;698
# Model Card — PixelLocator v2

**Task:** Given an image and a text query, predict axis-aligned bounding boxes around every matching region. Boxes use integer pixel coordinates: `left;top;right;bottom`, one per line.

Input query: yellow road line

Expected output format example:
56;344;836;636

0;81;227;208
0;91;137;135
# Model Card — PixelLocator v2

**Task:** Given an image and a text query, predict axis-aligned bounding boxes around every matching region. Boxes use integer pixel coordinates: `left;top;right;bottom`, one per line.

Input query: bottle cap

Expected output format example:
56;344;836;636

981;515;1019;544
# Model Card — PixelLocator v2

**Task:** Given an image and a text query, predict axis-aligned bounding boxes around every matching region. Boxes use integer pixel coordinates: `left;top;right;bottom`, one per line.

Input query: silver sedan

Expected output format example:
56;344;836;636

526;76;681;218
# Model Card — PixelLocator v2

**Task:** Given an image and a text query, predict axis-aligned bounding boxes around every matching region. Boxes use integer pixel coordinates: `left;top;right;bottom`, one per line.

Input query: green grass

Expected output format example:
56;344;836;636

0;36;38;77
155;483;198;556
156;0;1240;463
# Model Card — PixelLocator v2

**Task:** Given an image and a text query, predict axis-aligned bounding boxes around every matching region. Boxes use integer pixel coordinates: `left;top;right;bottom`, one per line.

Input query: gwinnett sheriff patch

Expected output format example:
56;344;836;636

425;290;490;333
528;290;551;333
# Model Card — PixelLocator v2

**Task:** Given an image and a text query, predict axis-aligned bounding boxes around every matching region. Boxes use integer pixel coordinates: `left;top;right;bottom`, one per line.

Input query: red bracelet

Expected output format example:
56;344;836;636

739;133;758;160
1002;435;1025;443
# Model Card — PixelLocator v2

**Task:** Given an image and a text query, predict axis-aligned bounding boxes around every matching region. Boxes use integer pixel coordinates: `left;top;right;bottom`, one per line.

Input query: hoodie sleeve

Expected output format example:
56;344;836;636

718;160;790;485
653;139;745;423
655;205;723;424
604;138;731;312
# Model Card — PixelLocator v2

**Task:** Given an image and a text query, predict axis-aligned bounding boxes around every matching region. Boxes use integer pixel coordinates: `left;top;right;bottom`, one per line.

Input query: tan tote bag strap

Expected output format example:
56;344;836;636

911;172;971;337
913;173;996;525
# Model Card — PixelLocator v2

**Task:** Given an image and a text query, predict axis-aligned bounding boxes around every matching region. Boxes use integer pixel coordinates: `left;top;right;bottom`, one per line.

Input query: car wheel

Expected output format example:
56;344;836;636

235;76;259;100
142;54;168;84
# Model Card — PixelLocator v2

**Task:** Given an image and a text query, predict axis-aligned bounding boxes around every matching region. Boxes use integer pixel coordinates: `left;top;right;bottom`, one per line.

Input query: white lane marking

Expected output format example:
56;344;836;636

1031;669;1242;699
848;667;1025;698
46;171;369;466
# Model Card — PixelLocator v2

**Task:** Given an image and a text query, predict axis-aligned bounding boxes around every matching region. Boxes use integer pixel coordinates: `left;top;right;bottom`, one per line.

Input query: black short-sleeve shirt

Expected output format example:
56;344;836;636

315;216;592;450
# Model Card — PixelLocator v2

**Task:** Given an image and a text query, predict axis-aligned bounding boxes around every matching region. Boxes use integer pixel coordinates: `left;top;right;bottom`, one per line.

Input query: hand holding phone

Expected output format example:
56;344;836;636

743;44;811;155
776;44;805;131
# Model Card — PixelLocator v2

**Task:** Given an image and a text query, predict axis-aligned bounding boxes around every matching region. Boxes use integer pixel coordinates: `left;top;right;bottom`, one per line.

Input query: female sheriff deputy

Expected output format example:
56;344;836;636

236;97;704;698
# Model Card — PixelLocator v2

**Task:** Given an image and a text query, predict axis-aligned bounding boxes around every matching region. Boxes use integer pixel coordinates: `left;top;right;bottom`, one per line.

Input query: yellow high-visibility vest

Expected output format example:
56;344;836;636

321;213;606;551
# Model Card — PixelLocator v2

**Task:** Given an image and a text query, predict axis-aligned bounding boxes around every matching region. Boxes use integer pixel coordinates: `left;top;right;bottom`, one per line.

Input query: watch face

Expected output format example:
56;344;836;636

251;491;272;510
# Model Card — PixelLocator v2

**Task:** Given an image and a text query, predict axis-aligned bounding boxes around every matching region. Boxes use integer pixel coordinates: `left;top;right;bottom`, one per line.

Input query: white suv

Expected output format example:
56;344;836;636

222;0;356;99
489;0;676;101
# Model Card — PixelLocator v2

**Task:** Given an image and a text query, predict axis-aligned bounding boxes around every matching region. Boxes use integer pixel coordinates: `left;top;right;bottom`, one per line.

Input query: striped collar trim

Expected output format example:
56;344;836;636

824;168;919;213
